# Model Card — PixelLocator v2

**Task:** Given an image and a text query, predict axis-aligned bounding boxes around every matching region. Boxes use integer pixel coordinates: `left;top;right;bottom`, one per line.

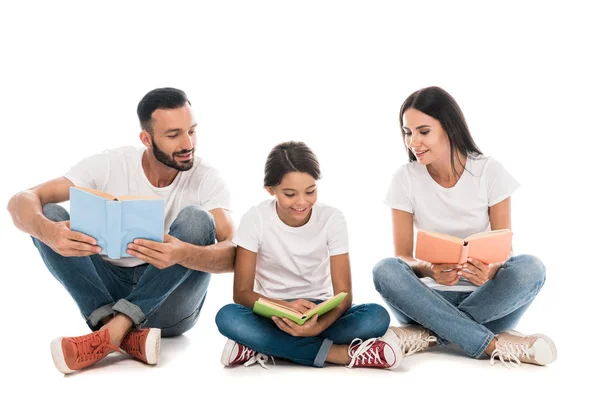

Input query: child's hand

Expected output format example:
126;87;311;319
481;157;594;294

272;314;321;337
286;299;316;313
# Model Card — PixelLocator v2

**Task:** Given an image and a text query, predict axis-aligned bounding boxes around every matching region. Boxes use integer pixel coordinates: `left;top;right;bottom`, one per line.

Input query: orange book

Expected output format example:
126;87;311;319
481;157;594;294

415;229;512;265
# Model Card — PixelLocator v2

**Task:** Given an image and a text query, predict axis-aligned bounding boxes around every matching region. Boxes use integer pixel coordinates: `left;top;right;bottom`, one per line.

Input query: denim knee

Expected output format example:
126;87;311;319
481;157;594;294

372;257;411;293
505;254;546;289
42;203;70;222
215;303;244;337
169;206;216;245
353;303;391;338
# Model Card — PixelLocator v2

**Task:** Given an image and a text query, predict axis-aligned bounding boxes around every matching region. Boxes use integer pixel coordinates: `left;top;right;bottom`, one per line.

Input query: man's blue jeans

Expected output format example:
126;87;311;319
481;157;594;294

215;302;390;367
33;203;213;337
372;255;546;358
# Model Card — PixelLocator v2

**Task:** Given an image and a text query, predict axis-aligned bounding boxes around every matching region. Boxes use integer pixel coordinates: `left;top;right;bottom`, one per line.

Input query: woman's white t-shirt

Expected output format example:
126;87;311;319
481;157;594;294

233;200;349;300
385;155;519;291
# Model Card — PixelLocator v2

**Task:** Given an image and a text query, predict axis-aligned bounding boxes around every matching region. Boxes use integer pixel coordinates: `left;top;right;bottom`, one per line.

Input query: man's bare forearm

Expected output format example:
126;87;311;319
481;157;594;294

7;191;52;241
180;240;236;273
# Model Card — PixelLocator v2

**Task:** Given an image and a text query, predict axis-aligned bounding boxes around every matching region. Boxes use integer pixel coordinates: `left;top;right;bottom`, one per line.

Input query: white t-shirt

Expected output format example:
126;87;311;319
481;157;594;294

64;146;231;267
233;199;349;300
385;155;519;291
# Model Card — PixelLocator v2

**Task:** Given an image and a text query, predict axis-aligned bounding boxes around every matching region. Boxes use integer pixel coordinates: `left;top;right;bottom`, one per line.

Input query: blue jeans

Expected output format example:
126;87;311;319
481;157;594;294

33;203;214;337
215;302;390;367
372;255;546;358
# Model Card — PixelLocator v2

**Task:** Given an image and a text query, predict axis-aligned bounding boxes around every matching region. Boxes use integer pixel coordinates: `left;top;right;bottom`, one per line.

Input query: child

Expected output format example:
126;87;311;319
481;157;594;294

216;141;401;369
373;87;557;367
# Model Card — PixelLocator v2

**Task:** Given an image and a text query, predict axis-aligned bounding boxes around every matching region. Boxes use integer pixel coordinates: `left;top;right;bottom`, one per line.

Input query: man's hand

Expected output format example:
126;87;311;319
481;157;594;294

44;221;102;257
126;234;187;269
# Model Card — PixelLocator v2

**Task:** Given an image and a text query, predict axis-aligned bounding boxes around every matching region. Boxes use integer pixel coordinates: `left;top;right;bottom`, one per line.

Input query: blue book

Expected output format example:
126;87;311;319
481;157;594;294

69;186;165;259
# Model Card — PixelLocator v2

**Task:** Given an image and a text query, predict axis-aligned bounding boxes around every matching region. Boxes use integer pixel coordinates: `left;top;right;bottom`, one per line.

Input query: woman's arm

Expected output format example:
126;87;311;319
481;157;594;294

392;208;430;278
392;208;460;284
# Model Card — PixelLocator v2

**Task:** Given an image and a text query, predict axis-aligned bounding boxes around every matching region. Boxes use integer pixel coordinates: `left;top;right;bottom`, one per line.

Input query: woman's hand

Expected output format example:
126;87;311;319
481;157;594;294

428;263;462;286
272;314;322;337
458;258;502;286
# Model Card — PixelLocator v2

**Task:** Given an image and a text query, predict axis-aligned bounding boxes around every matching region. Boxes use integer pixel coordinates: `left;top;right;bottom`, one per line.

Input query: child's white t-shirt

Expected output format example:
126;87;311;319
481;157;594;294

64;146;231;267
233;199;349;300
385;155;519;291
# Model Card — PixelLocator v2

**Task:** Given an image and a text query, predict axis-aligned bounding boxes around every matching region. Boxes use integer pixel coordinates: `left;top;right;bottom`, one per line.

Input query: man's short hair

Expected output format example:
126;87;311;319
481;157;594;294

137;88;191;133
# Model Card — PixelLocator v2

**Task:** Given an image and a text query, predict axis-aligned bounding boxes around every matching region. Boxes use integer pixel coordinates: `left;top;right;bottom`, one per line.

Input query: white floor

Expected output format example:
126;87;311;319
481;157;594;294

4;260;590;400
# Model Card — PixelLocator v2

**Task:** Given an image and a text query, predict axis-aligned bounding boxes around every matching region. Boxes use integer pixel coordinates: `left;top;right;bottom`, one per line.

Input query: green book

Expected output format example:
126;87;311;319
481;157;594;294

252;292;348;325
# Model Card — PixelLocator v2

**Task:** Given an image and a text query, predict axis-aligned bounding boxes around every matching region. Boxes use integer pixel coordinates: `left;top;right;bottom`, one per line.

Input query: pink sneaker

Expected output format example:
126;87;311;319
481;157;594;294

347;330;403;369
221;339;273;369
491;330;557;367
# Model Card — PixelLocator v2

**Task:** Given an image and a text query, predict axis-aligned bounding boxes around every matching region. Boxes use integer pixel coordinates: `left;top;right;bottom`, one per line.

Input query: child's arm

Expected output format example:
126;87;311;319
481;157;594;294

313;252;352;332
232;246;294;309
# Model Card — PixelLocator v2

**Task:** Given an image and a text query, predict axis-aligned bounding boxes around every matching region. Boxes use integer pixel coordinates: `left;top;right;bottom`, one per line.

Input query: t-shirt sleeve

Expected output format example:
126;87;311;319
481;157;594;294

484;158;520;206
232;208;261;253
198;169;232;211
384;166;413;213
327;210;349;256
63;152;111;191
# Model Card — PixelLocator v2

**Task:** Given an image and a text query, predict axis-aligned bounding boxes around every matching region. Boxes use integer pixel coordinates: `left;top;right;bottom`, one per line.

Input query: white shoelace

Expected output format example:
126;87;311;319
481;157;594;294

398;332;437;357
346;338;384;368
237;346;255;362
243;353;275;369
490;341;533;367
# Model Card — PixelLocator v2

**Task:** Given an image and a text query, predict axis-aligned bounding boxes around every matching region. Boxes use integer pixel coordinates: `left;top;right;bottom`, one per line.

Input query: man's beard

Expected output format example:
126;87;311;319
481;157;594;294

151;137;194;171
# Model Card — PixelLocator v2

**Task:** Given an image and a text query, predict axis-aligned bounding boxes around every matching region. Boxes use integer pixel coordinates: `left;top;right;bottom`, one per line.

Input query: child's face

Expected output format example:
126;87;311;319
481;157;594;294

266;172;317;227
402;107;451;166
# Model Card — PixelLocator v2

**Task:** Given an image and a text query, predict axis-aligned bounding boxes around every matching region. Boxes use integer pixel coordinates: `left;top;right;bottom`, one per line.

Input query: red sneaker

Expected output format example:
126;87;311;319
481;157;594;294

347;330;403;369
120;328;161;365
50;330;120;374
221;339;273;368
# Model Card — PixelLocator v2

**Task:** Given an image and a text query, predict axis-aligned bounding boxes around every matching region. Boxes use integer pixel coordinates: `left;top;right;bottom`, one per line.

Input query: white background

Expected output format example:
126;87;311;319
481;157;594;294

1;1;597;398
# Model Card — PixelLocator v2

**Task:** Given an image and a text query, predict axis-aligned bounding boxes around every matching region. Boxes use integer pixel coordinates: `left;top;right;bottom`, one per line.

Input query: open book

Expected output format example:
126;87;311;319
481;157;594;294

415;229;512;265
69;186;165;259
252;292;348;325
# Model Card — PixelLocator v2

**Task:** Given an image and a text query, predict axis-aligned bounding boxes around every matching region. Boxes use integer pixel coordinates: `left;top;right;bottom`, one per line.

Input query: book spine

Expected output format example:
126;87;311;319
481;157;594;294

459;243;469;265
105;201;122;259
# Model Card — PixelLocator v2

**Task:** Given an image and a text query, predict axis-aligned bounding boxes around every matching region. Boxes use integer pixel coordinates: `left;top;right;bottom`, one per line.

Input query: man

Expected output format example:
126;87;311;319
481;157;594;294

7;88;235;374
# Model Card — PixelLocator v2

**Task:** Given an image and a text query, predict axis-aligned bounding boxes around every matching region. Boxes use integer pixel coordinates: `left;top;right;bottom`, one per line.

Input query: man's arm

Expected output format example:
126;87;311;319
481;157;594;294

178;207;236;274
7;177;101;256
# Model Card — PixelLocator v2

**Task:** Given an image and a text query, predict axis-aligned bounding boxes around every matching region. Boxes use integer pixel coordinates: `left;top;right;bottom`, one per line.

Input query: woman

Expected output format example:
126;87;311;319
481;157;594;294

373;87;557;367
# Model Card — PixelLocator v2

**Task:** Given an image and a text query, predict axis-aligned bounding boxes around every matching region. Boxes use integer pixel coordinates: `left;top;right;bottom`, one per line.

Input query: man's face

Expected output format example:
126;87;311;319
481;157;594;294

148;105;197;171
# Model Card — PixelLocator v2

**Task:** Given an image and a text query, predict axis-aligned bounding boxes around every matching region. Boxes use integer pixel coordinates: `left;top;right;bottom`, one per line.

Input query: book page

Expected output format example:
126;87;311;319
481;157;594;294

256;298;304;318
465;229;511;241
420;230;464;244
116;195;162;201
74;186;116;200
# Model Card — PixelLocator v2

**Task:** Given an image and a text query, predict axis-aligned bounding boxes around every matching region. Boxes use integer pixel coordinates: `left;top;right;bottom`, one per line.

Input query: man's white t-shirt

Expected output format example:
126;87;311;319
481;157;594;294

233;199;349;300
385;155;519;292
64;146;231;267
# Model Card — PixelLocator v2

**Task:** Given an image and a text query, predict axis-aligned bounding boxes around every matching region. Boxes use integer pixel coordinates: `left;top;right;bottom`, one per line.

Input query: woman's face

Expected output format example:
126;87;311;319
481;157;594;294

402;108;451;166
266;171;317;227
